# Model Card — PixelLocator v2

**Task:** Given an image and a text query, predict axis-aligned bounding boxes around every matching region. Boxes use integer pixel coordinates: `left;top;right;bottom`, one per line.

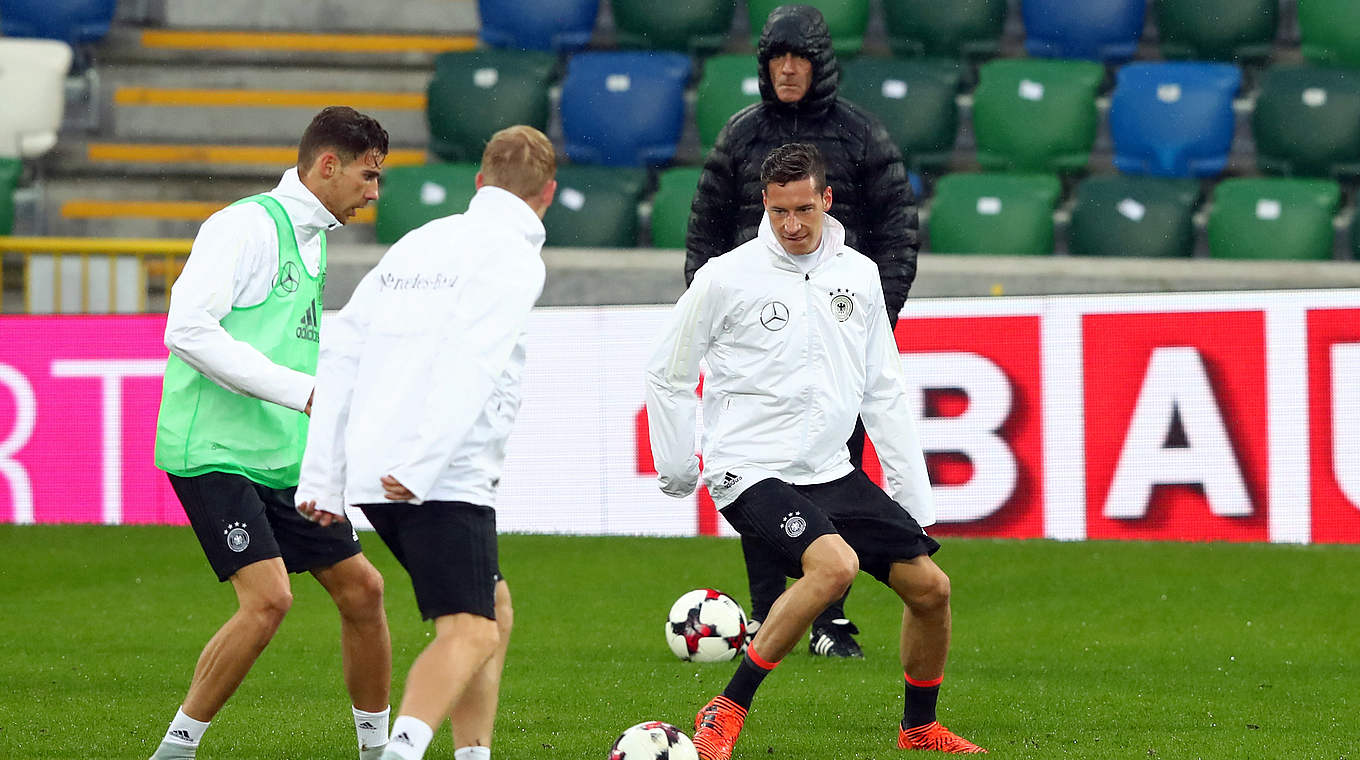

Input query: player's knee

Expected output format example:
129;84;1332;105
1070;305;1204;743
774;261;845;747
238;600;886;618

808;553;858;599
246;588;293;628
337;565;385;618
909;567;951;613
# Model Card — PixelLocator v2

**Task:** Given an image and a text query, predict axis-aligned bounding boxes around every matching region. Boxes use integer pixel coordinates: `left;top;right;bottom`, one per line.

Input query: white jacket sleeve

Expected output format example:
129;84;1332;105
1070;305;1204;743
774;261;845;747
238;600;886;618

385;261;545;503
859;281;936;527
296;269;378;515
164;206;314;412
643;272;716;498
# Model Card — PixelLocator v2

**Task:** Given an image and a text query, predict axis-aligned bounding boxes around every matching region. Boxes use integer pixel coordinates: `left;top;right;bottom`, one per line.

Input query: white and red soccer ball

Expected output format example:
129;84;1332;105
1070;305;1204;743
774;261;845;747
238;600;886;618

665;588;748;663
609;720;698;759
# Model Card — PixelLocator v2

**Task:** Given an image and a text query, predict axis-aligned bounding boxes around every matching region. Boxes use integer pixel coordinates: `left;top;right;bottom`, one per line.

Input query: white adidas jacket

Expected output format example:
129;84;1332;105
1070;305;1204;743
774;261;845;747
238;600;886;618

297;186;546;514
644;213;935;527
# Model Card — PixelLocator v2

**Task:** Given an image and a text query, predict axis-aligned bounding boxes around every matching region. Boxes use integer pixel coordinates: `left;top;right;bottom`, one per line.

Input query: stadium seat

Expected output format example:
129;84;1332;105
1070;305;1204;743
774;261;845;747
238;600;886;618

544;165;648;248
1022;0;1145;61
426;49;558;163
477;0;599;52
1155;0;1278;62
1254;65;1360;179
649;167;703;249
0;39;73;158
694;54;763;153
839;57;961;172
1068;175;1201;258
927;173;1062;255
1300;0;1360;68
560;51;691;167
612;0;736;55
1207;177;1341;260
971;58;1104;173
374;163;479;245
881;0;1008;60
0;0;116;44
747;0;871;55
0;157;20;235
1110;62;1242;178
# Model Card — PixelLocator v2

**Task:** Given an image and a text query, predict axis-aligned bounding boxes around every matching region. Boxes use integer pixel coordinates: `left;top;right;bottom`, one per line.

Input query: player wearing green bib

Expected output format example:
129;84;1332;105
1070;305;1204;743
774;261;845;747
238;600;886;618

148;107;394;760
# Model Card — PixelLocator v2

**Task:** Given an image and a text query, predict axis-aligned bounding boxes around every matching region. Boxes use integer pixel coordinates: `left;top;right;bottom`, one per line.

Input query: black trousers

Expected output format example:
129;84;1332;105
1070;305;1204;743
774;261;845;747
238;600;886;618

740;416;866;624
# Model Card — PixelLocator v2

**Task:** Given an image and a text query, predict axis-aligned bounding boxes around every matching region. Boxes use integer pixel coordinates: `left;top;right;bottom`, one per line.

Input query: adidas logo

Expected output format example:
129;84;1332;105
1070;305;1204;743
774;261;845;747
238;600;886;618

295;299;320;342
168;729;193;743
357;721;377;730
392;731;413;747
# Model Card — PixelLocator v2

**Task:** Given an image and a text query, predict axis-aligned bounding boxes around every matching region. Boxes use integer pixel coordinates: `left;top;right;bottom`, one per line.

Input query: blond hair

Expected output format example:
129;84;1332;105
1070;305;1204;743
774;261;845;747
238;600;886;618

479;125;556;201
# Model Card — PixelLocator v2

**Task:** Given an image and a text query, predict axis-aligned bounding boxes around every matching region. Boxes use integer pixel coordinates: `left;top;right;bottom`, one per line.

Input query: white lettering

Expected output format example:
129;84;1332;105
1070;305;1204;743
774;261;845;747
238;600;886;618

902;352;1017;522
1105;347;1251;519
1331;343;1360;509
0;363;37;524
50;359;164;525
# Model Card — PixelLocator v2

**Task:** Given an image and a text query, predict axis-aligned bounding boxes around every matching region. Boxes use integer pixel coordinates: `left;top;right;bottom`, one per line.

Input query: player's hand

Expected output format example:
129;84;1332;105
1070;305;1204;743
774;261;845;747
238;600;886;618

381;475;416;501
296;499;347;526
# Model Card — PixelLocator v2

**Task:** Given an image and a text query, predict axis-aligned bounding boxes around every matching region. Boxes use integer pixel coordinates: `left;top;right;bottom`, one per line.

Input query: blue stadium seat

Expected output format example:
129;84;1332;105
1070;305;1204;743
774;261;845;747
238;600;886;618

1022;0;1145;61
478;0;599;53
0;0;116;44
1110;62;1242;178
560;51;691;167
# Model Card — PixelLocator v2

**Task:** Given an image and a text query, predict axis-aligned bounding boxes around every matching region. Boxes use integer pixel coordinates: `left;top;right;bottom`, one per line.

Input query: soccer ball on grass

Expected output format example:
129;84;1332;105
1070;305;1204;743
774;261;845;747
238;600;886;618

609;720;698;759
665;588;747;662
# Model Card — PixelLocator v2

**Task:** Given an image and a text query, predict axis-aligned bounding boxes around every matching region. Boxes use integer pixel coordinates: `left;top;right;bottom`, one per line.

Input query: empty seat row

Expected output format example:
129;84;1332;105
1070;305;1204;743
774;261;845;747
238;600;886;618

478;0;1360;67
931;173;1350;260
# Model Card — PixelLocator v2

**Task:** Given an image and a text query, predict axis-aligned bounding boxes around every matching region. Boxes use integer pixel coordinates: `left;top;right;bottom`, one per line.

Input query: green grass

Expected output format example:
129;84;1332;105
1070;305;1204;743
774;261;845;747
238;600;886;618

0;526;1356;759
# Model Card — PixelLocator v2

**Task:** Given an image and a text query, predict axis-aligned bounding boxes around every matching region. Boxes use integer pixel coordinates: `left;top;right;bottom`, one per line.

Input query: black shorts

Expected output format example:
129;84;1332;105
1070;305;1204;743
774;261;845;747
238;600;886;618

169;471;363;583
720;469;940;585
361;501;502;621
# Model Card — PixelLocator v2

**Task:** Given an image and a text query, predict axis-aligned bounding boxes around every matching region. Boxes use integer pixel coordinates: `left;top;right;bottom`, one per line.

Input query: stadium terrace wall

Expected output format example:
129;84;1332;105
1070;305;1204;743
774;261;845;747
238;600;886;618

1;289;1358;544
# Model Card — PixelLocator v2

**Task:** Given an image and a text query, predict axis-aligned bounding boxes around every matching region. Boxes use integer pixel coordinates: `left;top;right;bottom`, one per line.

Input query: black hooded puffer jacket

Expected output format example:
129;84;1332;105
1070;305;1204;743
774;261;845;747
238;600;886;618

684;4;919;318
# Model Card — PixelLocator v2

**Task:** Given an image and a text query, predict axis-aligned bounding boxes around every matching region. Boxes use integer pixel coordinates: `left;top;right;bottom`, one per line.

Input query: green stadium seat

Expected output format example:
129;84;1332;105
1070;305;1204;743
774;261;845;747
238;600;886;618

649;166;702;249
1068;175;1201;258
747;0;870;55
612;0;736;55
544;165;648;248
695;54;763;153
839;57;961;172
1155;0;1277;62
927;173;1062;255
375;163;479;245
972;58;1105;173
1207;177;1341;260
0;158;20;235
881;0;1008;60
426;49;558;163
1300;0;1360;68
1254;65;1360;179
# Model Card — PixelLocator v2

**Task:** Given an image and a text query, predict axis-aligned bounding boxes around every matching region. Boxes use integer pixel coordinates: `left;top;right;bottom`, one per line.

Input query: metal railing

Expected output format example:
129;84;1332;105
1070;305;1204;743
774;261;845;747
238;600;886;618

0;236;191;313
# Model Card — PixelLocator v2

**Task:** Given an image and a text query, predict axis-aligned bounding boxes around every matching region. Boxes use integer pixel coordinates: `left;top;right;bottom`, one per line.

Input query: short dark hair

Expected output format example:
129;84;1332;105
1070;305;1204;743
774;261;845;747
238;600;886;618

760;142;826;191
297;106;390;170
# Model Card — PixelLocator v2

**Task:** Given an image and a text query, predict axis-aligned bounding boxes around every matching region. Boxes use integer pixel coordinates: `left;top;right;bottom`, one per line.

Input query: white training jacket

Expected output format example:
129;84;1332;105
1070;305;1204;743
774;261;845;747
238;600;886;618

297;186;547;514
644;212;935;527
164;168;339;413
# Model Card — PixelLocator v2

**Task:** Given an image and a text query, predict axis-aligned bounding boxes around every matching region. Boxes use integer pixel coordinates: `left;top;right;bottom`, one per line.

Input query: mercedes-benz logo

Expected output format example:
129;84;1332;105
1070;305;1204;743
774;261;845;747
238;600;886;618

274;261;300;294
760;300;789;331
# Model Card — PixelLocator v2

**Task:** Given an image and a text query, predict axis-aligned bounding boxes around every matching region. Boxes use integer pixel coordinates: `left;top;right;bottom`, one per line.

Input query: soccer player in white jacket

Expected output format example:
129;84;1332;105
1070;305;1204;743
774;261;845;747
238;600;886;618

646;143;986;756
295;126;556;760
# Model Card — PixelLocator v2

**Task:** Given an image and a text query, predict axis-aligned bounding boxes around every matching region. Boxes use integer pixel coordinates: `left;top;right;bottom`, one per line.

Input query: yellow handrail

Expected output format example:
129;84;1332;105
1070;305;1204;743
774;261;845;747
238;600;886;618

0;236;192;313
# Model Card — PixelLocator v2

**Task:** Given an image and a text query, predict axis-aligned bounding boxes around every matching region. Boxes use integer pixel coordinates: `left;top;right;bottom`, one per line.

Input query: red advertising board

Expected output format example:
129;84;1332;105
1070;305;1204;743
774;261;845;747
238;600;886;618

1306;308;1360;544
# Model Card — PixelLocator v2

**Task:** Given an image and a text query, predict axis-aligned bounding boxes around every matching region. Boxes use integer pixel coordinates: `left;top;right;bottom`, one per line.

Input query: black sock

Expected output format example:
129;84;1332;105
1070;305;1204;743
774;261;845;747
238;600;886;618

721;649;778;710
903;676;941;728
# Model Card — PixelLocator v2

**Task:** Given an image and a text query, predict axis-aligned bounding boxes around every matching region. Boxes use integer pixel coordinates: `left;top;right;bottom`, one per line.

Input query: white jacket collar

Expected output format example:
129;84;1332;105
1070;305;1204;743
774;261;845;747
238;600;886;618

469;185;547;250
271;167;342;238
757;211;846;272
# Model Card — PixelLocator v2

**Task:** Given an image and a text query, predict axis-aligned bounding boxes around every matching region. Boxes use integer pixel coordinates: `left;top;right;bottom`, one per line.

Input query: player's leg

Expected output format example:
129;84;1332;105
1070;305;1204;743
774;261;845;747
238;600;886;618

447;579;512;759
150;473;293;760
807;417;870;658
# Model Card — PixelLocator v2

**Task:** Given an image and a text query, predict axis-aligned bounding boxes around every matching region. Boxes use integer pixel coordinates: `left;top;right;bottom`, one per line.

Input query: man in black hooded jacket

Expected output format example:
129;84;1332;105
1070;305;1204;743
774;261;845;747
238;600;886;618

685;3;920;660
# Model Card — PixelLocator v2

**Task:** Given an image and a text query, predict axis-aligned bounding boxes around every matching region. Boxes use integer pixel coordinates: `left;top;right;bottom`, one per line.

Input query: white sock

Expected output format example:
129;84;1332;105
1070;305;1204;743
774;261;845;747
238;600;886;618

354;705;390;749
385;716;434;760
163;708;210;747
454;747;490;760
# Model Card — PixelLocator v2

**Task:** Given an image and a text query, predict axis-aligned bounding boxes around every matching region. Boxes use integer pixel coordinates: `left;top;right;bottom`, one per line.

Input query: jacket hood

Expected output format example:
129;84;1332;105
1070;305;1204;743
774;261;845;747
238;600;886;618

756;4;838;119
758;209;846;266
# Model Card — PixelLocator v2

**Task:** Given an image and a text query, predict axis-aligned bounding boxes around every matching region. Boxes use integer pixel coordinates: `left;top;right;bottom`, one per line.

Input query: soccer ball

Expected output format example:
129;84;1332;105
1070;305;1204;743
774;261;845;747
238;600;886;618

665;588;747;662
609;720;698;759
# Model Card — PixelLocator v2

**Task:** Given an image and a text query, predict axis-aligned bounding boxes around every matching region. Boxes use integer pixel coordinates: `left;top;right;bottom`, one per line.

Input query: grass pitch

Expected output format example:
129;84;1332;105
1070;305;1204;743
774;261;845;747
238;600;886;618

0;526;1356;759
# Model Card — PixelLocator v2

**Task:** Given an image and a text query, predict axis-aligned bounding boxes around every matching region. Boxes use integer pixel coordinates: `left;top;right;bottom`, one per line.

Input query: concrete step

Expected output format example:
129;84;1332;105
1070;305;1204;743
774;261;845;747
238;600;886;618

49;138;429;180
96;25;476;69
161;0;479;36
